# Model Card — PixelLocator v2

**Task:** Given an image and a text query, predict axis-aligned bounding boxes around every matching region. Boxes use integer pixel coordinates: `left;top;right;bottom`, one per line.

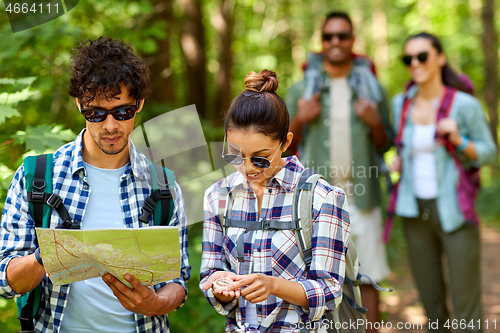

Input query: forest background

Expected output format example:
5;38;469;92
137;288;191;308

0;0;499;331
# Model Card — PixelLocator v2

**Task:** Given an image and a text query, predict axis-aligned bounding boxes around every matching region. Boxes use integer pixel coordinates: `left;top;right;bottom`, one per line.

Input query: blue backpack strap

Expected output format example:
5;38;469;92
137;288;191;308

139;161;175;226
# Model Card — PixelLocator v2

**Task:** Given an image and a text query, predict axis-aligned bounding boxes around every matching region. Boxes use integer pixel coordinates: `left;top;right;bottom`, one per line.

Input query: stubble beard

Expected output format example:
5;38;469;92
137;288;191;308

90;130;129;156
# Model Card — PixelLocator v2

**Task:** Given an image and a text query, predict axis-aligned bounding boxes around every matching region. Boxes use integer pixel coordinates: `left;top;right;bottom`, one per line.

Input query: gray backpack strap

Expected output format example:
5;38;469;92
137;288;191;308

292;168;323;267
342;243;367;314
235;219;301;262
218;179;233;237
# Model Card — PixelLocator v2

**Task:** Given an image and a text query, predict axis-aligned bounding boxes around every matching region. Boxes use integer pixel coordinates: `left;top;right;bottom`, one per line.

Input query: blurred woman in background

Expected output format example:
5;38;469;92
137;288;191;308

390;32;497;333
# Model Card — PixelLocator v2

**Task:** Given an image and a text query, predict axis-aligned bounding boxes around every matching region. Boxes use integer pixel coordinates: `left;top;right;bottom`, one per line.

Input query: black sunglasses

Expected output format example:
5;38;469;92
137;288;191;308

80;100;140;123
221;135;283;169
322;32;353;42
401;52;428;66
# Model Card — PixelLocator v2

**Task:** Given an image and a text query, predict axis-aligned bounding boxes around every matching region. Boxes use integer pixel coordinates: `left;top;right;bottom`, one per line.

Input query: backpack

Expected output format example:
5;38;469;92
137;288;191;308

383;86;481;242
218;168;391;333
17;154;175;333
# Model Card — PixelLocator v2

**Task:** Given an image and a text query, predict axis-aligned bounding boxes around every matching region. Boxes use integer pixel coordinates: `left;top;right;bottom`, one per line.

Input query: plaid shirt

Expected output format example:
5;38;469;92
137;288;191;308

0;130;190;333
200;156;350;333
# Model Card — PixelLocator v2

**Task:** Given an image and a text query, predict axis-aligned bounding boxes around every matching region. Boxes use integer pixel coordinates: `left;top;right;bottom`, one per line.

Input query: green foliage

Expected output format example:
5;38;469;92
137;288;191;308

13;124;75;154
0;298;18;333
477;178;500;230
169;224;225;333
0;77;76;213
0;76;38;126
0;105;20;124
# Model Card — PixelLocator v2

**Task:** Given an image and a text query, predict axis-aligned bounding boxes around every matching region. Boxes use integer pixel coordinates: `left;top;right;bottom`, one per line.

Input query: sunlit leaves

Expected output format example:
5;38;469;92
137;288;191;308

0;77;38;125
13;124;76;154
0;105;21;126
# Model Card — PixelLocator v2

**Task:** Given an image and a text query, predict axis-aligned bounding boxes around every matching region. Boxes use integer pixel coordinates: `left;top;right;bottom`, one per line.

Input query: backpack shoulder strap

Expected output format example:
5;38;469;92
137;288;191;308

292;168;323;267
218;178;232;237
16;284;41;332
24;154;53;228
436;87;459;155
139;161;176;226
20;154;53;332
25;154;76;230
395;94;412;151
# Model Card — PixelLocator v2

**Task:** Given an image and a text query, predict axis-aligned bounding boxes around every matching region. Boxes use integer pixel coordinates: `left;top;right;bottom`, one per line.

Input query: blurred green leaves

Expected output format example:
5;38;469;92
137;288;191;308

13;124;75;154
0;76;38;126
0;105;20;125
0;298;18;333
0;78;76;217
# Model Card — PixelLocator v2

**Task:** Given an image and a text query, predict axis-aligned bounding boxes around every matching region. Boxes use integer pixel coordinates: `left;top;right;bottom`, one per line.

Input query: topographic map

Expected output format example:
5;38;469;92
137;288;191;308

36;227;181;287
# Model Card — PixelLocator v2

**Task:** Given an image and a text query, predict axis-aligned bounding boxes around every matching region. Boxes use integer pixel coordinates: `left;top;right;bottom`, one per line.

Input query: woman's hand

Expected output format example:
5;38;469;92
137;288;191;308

202;271;240;302
390;156;402;173
437;118;461;146
227;273;274;304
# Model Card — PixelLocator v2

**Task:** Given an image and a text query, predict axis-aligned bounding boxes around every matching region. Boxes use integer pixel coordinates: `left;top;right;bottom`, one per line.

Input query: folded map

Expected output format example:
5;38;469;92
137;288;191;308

36;227;181;287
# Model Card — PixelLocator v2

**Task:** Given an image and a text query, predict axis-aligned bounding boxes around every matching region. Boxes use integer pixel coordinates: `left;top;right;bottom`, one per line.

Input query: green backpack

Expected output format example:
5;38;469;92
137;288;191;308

218;168;391;333
17;154;175;333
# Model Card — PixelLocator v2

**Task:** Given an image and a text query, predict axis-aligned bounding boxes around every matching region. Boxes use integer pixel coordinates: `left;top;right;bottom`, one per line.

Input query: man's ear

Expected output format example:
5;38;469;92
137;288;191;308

76;98;81;110
137;99;145;113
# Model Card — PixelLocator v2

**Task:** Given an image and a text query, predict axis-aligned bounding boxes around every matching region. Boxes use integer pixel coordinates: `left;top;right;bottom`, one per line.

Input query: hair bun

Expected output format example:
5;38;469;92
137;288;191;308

244;69;279;93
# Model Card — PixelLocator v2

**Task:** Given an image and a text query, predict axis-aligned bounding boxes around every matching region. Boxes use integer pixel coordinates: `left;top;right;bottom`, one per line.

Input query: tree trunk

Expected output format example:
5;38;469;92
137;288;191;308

149;0;175;105
481;0;499;177
212;0;234;123
179;0;207;117
481;0;499;151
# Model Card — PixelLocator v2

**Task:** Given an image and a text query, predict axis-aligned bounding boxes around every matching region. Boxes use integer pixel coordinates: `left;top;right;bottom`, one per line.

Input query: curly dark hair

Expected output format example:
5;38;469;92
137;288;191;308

68;36;150;105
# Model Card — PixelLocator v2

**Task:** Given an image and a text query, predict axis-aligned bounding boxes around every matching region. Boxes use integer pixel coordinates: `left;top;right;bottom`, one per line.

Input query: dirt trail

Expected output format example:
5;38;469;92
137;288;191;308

379;227;500;333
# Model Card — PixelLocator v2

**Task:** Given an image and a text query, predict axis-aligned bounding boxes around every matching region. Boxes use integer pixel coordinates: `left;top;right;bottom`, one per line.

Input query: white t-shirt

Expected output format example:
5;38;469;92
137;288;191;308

411;124;438;199
60;162;136;333
329;77;353;200
245;301;259;327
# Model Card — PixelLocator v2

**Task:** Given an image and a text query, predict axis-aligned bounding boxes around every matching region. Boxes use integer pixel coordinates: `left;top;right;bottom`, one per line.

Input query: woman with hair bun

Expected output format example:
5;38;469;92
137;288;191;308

390;33;497;332
200;69;350;332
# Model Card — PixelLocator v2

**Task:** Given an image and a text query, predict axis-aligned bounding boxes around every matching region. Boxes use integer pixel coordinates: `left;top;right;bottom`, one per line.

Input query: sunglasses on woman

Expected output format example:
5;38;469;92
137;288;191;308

321;32;353;42
401;52;428;66
221;135;283;169
80;99;140;123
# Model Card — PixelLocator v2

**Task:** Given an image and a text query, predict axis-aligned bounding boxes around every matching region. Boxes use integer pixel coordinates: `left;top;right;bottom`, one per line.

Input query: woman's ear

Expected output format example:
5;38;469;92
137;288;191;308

282;132;294;152
438;53;447;68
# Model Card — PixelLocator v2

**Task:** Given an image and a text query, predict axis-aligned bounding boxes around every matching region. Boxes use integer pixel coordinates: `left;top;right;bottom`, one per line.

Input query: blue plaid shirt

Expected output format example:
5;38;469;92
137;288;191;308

0;130;191;333
200;156;350;332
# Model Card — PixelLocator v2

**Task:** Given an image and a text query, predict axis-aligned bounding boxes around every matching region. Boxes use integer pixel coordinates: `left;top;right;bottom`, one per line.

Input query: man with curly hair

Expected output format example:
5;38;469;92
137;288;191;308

0;36;190;333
